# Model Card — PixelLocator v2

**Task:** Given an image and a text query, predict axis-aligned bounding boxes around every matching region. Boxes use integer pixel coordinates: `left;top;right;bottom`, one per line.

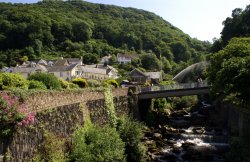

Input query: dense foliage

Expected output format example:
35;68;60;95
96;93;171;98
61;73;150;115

71;77;88;88
0;0;209;74
117;117;146;162
71;124;125;162
207;37;250;102
28;80;47;90
211;5;250;52
0;73;28;90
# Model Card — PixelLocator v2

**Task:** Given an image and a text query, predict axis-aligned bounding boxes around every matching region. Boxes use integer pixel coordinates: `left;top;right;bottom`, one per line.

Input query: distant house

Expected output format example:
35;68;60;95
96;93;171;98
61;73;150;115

144;72;162;83
128;69;162;84
100;55;112;64
117;53;138;64
10;64;48;78
47;63;80;81
128;69;149;84
79;64;118;80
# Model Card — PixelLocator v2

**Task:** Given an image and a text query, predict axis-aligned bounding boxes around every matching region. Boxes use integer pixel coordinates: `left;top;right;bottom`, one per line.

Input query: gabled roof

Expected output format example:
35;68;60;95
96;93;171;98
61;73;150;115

47;63;78;72
54;59;69;66
129;68;148;77
12;64;48;73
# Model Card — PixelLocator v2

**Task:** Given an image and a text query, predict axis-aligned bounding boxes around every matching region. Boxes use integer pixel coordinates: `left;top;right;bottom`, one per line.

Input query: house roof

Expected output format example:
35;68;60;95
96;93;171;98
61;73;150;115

47;63;78;72
144;72;162;79
54;59;69;66
80;66;107;75
12;64;48;73
129;68;148;77
117;53;139;59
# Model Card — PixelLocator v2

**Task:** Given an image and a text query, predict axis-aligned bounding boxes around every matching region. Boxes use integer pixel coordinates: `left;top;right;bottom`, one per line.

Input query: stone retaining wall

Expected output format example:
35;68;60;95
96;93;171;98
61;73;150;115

0;88;130;162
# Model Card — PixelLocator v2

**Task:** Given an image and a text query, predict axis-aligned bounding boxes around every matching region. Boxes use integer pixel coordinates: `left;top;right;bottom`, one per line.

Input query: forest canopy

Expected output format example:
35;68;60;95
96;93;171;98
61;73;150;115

0;0;210;72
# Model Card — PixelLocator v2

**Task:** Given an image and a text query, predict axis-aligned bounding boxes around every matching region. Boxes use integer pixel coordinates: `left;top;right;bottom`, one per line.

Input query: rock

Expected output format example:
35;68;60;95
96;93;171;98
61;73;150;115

170;119;190;127
171;110;189;118
193;127;205;134
145;140;155;145
153;133;162;139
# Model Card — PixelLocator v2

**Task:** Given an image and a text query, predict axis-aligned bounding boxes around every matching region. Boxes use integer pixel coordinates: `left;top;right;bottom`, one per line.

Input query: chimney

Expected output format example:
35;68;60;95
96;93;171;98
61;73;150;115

80;56;83;65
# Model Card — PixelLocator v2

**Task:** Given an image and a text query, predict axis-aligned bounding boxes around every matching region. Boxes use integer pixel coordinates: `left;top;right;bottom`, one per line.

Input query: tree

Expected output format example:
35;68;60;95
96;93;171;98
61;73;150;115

140;53;160;71
207;37;250;102
82;54;98;64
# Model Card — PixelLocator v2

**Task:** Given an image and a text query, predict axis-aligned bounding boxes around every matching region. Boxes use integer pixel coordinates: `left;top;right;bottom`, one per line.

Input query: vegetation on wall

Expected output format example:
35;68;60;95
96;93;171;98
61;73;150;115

104;88;118;127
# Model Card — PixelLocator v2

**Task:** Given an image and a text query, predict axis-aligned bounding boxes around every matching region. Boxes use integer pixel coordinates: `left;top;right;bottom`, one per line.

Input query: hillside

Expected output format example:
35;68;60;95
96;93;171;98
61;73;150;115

0;0;210;73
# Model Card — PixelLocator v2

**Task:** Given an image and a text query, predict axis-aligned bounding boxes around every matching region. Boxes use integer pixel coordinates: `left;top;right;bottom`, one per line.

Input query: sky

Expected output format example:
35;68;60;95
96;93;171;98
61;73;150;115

0;0;249;42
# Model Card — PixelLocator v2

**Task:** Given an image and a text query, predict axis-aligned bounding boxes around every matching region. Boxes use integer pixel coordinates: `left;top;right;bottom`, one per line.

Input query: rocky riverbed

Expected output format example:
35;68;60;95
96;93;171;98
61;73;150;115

143;102;230;162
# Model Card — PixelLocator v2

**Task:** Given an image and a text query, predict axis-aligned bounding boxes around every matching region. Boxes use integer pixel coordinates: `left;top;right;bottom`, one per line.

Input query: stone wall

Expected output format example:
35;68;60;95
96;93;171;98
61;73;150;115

213;102;250;137
24;88;128;112
1;103;85;162
0;88;130;162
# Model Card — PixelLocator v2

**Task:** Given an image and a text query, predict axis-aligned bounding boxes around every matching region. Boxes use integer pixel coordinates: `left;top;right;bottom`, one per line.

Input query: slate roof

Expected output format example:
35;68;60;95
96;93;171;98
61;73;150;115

80;66;107;75
47;63;78;72
129;69;148;77
12;64;48;73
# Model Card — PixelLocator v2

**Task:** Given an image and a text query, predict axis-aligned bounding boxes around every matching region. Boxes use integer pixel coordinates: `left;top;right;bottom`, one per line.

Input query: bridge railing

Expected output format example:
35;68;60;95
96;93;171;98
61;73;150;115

138;81;208;93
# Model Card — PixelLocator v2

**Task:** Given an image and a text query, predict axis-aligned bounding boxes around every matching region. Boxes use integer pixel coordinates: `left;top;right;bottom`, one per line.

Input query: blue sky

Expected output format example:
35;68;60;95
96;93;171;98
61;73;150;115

0;0;249;42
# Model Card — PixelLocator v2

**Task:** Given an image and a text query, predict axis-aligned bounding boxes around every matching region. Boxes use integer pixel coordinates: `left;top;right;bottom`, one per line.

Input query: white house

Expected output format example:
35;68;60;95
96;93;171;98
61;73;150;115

117;53;138;64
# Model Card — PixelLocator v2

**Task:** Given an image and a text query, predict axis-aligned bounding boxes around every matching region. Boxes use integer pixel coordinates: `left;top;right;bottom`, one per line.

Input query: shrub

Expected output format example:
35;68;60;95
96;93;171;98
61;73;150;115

104;79;119;88
172;96;198;109
60;80;79;89
28;73;61;90
28;80;47;90
33;132;68;162
71;124;125;162
153;98;170;112
0;92;35;136
117;117;146;162
0;73;28;90
72;78;88;88
87;79;101;87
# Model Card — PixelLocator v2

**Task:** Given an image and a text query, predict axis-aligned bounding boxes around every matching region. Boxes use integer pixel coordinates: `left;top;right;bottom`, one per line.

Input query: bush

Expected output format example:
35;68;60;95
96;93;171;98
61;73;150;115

71;124;125;162
28;73;61;90
28;80;47;90
104;79;119;88
72;78;88;88
153;98;172;112
172;96;198;109
87;79;101;87
0;73;28;90
116;117;146;162
60;80;79;89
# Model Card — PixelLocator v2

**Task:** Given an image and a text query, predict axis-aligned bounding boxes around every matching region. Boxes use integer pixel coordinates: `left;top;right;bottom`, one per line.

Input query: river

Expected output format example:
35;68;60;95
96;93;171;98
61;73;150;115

144;101;230;162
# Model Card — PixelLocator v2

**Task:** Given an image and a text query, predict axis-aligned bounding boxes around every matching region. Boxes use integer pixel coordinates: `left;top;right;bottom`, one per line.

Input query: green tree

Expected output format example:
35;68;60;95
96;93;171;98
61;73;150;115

207;37;250;102
28;73;61;90
140;53;160;71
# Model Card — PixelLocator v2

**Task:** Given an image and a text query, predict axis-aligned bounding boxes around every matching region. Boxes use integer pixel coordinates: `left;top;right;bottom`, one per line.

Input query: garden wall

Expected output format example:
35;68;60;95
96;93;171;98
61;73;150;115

0;88;131;162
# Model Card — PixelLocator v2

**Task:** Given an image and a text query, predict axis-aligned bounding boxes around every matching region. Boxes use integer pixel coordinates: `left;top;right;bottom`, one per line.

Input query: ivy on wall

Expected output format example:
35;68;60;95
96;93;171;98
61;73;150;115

104;88;117;127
